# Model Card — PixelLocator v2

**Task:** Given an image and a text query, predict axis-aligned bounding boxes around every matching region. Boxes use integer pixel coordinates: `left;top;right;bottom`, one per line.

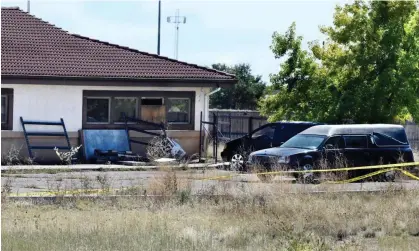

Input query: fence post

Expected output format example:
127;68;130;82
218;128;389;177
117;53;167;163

215;113;218;163
213;113;217;163
229;113;232;140
199;111;203;162
248;116;253;135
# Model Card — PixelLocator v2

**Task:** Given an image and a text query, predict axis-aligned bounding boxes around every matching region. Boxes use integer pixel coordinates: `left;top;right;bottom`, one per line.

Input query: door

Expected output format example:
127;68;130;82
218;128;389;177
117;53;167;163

249;124;276;151
322;136;345;168
342;135;371;167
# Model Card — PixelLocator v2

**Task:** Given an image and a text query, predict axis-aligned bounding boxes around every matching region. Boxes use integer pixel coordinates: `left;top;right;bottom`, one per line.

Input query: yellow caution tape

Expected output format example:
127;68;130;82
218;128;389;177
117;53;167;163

201;162;419;181
5;162;419;197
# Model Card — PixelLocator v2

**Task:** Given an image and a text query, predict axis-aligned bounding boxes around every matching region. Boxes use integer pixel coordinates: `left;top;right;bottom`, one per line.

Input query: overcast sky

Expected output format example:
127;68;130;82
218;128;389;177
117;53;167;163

1;0;348;83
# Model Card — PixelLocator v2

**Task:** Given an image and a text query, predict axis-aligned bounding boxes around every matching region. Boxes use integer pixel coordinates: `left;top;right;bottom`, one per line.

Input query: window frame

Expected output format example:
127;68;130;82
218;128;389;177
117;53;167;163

82;91;195;130
323;136;345;149
1;95;8;125
1;88;13;130
251;124;275;139
85;96;112;125
167;97;191;124
343;135;369;149
113;97;138;124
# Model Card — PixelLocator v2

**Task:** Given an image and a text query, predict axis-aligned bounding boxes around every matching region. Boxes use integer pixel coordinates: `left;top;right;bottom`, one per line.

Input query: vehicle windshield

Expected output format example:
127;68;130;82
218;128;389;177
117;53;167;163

280;134;326;150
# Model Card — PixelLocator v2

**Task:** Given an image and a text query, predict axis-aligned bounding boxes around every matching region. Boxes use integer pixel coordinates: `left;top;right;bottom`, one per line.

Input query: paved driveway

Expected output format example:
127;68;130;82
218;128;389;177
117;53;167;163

2;168;419;196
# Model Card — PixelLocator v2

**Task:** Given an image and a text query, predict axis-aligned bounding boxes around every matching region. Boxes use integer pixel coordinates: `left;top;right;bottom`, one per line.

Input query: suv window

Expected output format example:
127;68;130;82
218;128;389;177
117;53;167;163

324;136;345;149
251;125;275;139
344;135;368;148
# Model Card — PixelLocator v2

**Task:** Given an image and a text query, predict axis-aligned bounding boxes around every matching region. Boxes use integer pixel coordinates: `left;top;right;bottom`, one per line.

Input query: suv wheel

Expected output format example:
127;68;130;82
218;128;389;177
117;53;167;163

230;154;245;171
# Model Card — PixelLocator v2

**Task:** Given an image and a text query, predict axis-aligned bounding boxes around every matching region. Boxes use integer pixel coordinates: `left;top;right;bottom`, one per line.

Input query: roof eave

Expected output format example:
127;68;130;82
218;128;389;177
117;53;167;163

1;74;237;88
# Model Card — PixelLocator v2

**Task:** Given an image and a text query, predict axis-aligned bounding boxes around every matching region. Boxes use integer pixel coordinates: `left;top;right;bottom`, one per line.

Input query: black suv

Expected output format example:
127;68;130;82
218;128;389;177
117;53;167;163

220;121;322;171
247;124;415;182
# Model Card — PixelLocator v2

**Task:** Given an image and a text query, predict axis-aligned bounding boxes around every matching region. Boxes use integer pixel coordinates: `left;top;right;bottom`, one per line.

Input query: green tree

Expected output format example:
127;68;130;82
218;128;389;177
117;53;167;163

261;0;419;123
210;63;266;110
259;22;334;122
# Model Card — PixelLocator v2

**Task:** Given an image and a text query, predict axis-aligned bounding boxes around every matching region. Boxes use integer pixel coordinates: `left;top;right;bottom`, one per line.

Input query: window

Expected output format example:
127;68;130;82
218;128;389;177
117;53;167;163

82;91;194;130
372;132;408;146
324;136;345;149
251;125;275;139
344;135;368;148
167;98;190;123
86;97;110;123
113;97;137;123
281;135;327;150
1;95;7;124
1;88;13;130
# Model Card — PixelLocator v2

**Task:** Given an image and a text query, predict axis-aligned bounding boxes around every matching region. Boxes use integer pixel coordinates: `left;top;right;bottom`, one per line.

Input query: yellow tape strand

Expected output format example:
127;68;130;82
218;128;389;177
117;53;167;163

6;162;419;197
323;168;396;184
201;162;419;181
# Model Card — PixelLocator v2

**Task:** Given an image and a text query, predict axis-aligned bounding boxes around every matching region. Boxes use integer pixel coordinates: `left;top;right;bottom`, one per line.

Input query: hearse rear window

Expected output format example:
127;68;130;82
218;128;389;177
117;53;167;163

372;132;408;146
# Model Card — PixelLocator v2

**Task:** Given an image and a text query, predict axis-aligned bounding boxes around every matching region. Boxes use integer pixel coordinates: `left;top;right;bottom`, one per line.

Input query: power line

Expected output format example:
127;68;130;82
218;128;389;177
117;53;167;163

167;9;186;60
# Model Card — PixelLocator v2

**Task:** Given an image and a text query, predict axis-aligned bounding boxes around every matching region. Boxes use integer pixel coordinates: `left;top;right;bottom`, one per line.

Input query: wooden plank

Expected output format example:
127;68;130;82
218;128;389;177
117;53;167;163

141;105;166;124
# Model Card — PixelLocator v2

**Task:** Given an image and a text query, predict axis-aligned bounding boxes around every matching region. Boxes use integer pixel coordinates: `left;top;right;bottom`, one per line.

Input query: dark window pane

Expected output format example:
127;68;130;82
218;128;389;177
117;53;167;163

344;136;367;148
372;132;408;146
168;98;190;123
113;98;137;122
324;136;345;149
86;98;109;123
141;98;163;106
251;125;275;139
1;96;7;123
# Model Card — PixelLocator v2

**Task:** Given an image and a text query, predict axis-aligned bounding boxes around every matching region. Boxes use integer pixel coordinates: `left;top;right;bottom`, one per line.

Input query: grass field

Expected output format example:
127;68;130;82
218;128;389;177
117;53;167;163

2;189;419;251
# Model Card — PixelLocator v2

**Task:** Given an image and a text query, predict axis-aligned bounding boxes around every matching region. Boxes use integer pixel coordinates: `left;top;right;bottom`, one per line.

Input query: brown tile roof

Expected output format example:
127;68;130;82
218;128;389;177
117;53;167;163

1;7;235;82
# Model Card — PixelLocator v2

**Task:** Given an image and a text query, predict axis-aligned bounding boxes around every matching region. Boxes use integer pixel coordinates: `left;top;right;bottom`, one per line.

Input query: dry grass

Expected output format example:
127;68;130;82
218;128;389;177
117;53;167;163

2;148;419;250
2;183;419;251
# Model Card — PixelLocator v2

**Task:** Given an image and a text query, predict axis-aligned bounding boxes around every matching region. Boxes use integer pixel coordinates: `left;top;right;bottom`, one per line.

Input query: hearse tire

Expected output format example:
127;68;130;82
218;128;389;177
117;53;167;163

295;162;317;184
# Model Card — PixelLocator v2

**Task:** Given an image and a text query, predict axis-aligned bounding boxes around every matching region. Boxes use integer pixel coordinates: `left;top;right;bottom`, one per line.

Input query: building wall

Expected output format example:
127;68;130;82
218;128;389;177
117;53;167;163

1;83;212;163
2;84;211;132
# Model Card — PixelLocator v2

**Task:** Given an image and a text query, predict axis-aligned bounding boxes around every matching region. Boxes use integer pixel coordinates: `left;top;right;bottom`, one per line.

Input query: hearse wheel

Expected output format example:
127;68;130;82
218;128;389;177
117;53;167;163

372;170;396;182
230;153;245;172
295;163;318;184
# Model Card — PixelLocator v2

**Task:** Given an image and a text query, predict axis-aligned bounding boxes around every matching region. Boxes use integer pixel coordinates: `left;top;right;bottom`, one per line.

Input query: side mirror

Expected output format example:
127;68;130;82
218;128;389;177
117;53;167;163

324;144;334;150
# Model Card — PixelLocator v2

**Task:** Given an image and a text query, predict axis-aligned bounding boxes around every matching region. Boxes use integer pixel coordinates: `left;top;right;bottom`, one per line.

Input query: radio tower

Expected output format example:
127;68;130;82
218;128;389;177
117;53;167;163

167;9;186;60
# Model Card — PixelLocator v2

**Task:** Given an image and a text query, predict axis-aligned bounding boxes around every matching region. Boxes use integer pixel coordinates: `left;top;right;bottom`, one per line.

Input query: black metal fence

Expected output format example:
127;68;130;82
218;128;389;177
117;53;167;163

209;110;268;140
208;109;419;149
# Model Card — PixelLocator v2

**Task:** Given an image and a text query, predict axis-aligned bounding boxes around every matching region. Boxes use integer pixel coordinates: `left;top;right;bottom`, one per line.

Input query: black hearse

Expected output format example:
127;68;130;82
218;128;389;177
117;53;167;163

247;124;415;183
220;121;323;171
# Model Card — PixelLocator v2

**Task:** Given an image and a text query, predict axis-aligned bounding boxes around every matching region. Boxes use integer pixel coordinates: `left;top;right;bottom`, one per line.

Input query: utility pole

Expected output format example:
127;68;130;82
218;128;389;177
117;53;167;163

157;0;161;55
167;9;186;60
27;0;30;13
